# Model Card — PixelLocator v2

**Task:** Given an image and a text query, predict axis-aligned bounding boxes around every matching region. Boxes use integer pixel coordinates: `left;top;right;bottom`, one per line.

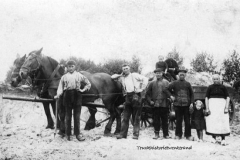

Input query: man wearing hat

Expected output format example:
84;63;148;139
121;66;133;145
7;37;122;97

111;64;148;140
146;68;171;139
167;66;194;140
55;60;91;141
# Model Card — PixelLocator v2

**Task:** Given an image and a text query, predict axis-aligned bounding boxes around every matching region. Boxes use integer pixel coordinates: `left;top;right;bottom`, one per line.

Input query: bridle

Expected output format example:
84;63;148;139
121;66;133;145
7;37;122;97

21;54;42;75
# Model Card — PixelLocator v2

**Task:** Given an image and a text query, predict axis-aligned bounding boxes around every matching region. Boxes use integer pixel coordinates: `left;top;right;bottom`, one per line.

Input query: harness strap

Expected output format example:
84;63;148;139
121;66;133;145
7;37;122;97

41;64;61;93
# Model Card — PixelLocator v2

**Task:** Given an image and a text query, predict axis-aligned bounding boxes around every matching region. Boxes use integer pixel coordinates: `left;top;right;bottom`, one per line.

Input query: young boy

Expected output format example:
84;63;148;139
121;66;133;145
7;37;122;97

55;60;91;141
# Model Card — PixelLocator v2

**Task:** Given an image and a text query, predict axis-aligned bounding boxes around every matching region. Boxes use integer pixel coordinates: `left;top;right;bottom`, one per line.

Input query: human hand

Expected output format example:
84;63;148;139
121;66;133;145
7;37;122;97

189;103;194;114
205;109;211;116
150;101;154;106
54;94;60;99
224;108;229;114
170;96;175;101
79;88;86;92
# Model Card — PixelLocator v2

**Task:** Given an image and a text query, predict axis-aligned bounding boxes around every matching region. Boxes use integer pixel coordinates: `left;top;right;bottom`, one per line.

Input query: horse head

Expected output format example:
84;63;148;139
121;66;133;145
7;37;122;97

11;54;26;87
20;48;43;80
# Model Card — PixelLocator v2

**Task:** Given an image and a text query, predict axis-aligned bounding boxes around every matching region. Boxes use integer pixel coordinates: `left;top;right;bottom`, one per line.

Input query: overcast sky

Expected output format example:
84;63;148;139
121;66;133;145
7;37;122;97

1;0;240;81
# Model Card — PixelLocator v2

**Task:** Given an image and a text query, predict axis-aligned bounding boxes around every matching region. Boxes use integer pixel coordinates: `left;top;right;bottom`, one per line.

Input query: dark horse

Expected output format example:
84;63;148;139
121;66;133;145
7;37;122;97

19;49;124;136
11;48;62;129
11;54;26;87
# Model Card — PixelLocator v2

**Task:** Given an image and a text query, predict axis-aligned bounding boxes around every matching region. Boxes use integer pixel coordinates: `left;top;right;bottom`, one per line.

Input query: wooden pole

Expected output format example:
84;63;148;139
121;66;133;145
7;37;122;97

54;98;58;138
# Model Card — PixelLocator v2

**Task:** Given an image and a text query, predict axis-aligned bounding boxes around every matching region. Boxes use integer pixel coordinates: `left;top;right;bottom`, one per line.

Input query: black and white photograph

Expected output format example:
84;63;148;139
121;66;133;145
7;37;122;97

0;0;240;159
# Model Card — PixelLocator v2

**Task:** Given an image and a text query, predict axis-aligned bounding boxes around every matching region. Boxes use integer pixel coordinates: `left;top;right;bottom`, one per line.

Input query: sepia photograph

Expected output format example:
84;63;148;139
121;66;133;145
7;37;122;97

0;0;240;159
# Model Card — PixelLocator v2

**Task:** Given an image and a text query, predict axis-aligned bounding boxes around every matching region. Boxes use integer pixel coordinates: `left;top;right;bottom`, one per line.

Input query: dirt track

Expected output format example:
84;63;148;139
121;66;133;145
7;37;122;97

1;94;240;160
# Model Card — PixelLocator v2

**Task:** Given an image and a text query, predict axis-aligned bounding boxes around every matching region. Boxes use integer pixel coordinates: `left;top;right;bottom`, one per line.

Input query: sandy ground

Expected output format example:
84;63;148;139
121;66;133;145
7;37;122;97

1;94;240;160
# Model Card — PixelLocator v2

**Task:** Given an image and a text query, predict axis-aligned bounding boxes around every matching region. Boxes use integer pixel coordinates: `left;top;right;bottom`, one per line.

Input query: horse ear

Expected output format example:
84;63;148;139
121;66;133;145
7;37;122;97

23;54;26;59
35;47;43;56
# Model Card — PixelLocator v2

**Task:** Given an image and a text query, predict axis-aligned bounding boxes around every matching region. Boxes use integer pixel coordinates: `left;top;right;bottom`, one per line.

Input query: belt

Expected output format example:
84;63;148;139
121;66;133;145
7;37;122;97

126;92;140;95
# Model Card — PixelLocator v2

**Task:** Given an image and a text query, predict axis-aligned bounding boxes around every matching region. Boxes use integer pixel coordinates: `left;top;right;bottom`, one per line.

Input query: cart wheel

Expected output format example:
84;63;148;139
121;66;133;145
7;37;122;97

229;99;235;125
140;106;153;128
140;111;153;127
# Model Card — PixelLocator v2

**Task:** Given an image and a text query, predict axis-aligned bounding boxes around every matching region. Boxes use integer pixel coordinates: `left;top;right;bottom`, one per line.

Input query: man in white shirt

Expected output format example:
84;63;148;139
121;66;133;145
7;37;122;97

111;64;148;140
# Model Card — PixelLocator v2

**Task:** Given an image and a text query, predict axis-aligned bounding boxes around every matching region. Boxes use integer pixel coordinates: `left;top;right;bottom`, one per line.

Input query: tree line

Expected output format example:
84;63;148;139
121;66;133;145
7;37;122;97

5;49;240;84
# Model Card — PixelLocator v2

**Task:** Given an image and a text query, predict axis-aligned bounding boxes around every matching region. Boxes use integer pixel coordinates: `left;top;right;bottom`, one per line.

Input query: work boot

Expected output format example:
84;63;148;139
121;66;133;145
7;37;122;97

116;135;126;139
186;136;194;141
132;135;138;140
163;136;170;139
58;130;65;138
153;132;160;140
76;134;85;141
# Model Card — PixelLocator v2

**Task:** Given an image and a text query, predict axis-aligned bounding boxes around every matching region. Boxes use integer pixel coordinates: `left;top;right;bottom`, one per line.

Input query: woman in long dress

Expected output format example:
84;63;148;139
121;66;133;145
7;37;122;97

205;74;230;146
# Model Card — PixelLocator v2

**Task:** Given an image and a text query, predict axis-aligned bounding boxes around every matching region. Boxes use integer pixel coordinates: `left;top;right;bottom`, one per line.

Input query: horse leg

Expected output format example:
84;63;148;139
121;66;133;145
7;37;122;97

42;102;54;129
84;107;97;130
104;107;116;136
114;107;122;135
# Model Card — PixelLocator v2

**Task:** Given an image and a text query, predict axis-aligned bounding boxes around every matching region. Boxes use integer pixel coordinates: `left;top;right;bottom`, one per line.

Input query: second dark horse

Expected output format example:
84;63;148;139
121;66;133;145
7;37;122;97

19;49;124;136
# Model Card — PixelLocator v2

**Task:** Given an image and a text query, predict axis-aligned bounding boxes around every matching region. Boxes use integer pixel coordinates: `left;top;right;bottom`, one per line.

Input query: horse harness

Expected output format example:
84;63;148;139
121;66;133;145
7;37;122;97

23;54;62;94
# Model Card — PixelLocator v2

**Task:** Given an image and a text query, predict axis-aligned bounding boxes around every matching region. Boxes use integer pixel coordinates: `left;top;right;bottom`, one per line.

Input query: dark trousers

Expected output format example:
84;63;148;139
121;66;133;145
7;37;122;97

120;93;142;138
62;90;82;136
168;71;177;80
153;107;169;136
174;106;191;137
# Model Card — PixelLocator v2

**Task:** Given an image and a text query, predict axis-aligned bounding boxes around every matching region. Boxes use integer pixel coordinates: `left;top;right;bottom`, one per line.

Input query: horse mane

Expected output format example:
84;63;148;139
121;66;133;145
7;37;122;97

47;56;59;67
46;56;65;75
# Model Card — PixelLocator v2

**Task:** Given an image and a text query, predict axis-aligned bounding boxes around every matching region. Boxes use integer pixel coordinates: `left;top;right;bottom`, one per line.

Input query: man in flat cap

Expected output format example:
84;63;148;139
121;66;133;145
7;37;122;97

146;68;171;139
55;60;91;141
167;66;194;140
111;64;148;140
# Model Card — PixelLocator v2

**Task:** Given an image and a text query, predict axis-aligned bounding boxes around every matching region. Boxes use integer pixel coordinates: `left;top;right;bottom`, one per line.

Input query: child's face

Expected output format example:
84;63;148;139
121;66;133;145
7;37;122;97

67;65;76;73
158;56;164;61
195;100;203;110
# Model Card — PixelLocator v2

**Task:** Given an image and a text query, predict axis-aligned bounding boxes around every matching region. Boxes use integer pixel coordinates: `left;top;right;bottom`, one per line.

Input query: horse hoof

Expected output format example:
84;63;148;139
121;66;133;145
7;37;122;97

67;136;71;141
104;133;113;137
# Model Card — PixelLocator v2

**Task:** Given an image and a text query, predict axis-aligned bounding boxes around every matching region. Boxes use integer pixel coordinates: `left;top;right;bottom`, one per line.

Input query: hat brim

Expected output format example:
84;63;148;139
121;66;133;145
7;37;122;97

154;70;164;73
178;70;187;73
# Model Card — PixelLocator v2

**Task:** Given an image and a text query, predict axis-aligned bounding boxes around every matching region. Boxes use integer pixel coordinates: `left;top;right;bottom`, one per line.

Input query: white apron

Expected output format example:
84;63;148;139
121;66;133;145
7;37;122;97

205;98;230;135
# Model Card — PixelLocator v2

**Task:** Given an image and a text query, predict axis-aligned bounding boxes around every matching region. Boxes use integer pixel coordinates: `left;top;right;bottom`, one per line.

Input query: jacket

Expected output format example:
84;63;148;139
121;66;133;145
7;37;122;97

146;78;170;107
167;80;194;106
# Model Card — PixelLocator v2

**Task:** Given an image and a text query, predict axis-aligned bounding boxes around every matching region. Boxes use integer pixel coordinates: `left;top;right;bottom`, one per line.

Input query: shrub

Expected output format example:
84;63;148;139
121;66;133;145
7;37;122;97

190;52;216;72
166;47;183;66
222;50;240;83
